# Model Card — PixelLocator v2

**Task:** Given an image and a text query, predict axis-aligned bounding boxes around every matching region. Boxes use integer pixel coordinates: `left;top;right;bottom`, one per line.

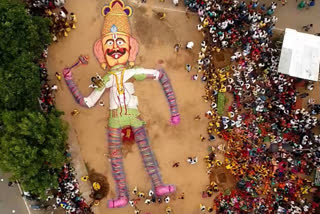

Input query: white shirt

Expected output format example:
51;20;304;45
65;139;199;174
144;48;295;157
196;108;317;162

186;41;194;49
59;11;67;18
221;21;228;29
83;68;160;109
51;85;58;90
222;41;228;47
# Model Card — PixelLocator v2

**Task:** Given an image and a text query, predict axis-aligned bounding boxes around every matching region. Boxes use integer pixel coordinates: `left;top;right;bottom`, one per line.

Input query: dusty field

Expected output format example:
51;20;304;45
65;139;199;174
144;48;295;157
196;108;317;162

47;0;320;214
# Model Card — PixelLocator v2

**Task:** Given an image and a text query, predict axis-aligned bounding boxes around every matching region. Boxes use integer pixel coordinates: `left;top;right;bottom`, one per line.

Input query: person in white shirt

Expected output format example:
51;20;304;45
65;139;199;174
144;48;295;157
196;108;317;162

186;41;194;49
51;84;58;91
173;0;178;6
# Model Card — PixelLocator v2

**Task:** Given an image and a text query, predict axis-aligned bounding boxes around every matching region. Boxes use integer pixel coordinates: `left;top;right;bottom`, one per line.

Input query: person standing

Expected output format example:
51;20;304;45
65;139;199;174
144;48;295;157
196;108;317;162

298;0;306;9
186;64;191;72
174;43;181;52
303;24;313;32
99;100;105;107
173;0;178;6
51;84;58;91
157;12;166;20
186;41;194;49
309;0;315;7
55;72;62;81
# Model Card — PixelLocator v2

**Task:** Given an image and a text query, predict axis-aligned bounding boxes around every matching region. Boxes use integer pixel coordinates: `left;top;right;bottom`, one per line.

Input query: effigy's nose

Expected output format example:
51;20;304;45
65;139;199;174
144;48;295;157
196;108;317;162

113;41;118;49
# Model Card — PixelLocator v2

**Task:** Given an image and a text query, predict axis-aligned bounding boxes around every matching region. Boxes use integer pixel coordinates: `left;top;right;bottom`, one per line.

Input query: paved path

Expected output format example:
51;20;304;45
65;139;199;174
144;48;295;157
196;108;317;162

67;128;100;214
0;172;30;214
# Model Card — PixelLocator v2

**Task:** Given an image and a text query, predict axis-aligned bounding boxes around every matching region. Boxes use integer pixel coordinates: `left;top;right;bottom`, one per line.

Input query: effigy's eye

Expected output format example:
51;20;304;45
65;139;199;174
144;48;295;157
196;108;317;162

106;40;113;46
116;39;125;46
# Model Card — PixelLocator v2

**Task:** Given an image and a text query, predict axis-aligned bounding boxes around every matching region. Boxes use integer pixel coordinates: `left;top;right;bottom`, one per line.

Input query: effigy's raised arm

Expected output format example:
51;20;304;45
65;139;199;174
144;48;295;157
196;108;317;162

130;68;180;125
63;68;108;108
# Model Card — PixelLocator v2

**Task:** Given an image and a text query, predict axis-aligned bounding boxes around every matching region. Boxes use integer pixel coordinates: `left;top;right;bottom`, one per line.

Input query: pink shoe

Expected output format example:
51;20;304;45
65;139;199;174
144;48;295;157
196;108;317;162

107;197;128;208
155;184;176;196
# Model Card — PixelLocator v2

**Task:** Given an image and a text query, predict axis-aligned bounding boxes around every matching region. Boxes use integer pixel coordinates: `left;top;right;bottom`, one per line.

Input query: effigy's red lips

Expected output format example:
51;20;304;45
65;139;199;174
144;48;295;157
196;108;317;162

111;52;123;59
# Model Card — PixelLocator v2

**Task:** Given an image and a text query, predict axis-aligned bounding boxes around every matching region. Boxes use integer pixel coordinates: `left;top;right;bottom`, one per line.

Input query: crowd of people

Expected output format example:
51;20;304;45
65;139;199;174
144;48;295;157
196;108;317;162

25;0;77;42
24;0;320;213
125;185;174;214
298;0;316;9
54;163;93;214
26;0;65;11
37;49;93;213
185;0;320;213
39;51;57;113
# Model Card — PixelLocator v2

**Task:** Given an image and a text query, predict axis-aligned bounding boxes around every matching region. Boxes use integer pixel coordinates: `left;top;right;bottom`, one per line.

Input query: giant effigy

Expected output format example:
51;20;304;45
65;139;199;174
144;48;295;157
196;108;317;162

62;0;180;208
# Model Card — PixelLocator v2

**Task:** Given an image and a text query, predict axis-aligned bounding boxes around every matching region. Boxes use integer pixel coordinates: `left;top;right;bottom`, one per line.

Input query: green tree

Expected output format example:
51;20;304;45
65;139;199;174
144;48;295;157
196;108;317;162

0;0;68;198
0;110;67;197
0;0;51;110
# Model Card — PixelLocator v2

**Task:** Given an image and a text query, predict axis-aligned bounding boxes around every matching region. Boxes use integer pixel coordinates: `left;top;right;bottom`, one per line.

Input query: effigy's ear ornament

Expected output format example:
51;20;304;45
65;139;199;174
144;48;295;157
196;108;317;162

101;0;132;17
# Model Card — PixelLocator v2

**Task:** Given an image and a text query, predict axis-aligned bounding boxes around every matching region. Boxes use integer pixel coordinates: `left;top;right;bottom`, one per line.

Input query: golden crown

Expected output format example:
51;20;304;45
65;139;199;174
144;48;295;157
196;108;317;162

101;0;133;36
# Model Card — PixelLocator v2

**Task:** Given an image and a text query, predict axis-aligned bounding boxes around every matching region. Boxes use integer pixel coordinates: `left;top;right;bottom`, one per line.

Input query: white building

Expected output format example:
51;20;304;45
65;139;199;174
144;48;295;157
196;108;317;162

278;28;320;81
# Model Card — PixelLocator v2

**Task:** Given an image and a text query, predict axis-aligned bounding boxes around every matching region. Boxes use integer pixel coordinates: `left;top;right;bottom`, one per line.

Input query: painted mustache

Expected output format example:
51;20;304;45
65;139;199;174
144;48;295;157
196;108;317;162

106;48;127;59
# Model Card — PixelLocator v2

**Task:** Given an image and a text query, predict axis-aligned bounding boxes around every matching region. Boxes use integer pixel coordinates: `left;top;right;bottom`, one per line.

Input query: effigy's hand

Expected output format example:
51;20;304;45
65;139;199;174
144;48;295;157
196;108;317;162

170;115;180;125
63;68;72;80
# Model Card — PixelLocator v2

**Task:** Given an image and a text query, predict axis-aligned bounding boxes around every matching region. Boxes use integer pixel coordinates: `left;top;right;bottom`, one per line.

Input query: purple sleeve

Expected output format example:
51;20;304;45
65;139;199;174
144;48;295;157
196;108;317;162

63;68;88;108
158;68;179;117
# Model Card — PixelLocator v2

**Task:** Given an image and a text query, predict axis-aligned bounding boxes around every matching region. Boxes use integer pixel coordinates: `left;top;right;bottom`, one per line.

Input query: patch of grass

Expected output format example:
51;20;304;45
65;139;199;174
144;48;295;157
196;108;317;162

217;92;226;116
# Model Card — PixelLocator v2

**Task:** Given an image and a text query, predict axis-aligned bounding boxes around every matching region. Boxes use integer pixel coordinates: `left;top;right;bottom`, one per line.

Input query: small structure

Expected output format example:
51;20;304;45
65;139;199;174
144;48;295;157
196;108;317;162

278;28;320;81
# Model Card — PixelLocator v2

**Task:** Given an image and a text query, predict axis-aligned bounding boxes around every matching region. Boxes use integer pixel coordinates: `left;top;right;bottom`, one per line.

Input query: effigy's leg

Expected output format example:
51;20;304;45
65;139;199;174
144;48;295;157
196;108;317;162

132;126;176;196
107;127;129;208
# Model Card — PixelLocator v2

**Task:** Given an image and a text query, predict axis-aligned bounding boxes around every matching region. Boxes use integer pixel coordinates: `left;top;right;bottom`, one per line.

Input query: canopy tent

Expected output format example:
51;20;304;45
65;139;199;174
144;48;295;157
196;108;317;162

278;28;320;81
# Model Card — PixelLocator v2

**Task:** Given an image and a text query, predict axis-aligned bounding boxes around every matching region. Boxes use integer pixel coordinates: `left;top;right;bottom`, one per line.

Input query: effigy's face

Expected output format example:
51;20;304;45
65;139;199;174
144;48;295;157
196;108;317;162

102;33;130;67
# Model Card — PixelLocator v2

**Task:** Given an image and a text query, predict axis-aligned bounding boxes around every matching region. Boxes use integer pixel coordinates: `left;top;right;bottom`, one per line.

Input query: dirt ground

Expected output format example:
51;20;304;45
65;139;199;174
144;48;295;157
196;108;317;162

47;1;320;214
